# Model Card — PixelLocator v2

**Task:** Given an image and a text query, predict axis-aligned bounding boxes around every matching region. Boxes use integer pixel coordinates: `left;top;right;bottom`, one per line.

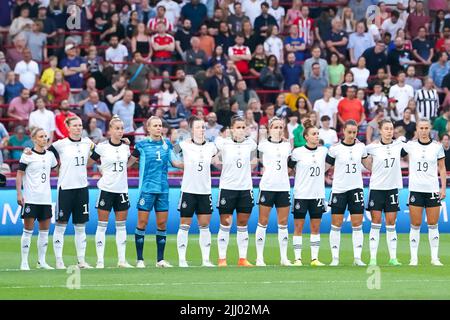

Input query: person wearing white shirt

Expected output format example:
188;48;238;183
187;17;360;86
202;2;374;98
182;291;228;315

105;35;129;73
28;97;55;143
14;48;40;90
159;0;181;27
264;25;284;63
242;0;263;26
381;10;405;38
268;0;285;30
318;115;338;147
368;82;388;117
350;57;370;88
388;71;414;116
313;87;338;128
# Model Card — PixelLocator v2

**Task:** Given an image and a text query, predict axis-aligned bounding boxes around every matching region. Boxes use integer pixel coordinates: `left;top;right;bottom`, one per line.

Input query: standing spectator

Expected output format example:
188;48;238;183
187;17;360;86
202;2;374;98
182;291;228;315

318;115;338;147
304;46;328;80
14;48;39;90
104;75;127;112
293;5;314;47
405;0;430;39
415;77;440;120
163;101;186;129
325;18;348;61
242;0;263;26
9;5;33;38
348;21;375;65
40;56;61;88
368;82;388;117
264;25;284;64
54;100;76;140
215;22;235;54
440;133;450;171
327;52;345;86
387;36;416;77
348;0;374;22
6;33;27;70
285;84;309;111
269;0;285;31
25;20;47;63
228;33;251;75
302;63;328;105
7;125;33;160
405;65;423;92
131;23;152;60
254;2;278;38
175;19;193;59
105;35;129;73
362;41;388;76
340;71;357;97
428;51;450;90
112;90;136;143
134;93;153;124
207;7;225;37
93;1;112;34
259;55;283;101
337;86;365;127
100;12;126;43
227;2;248;34
412;26;434;72
205;112;223;142
49;70;71;105
381;10;405;38
28;97;55;143
156;79;179;107
433;106;450;138
76;77;98;108
83;91;111;133
82;117;105;144
3;71;24;103
147;5;173;33
151;22;175;74
284;24;306;63
314;87;338;129
159;0;181;28
234;79;259;111
125;51;151;92
281;52;302;90
173;68;199;102
394;107;417;141
198;24;216;59
60;44;87;91
0;51;11;84
285;0;302;27
185;37;208;75
350;56;370;89
435;26;450;53
181;0;207;33
366;107;385;144
389;71;415;116
204;62;232;106
249;44;267;80
7;88;34;126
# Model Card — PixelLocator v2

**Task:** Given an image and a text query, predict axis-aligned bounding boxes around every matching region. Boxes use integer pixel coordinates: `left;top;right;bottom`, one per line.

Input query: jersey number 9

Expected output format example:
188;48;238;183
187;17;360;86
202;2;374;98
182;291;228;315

41;172;47;183
417;161;428;172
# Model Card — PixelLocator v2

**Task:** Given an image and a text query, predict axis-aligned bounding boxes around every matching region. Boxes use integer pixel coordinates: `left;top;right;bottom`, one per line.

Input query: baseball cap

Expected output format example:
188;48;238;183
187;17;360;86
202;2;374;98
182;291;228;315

65;44;76;52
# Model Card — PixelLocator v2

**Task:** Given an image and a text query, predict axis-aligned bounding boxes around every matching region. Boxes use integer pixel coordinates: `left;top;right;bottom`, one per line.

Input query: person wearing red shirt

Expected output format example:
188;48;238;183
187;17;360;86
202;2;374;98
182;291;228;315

54;100;76;140
292;5;314;47
147;5;173;33
337;86;366;127
151;21;175;73
435;26;450;52
49;70;71;105
228;33;251;75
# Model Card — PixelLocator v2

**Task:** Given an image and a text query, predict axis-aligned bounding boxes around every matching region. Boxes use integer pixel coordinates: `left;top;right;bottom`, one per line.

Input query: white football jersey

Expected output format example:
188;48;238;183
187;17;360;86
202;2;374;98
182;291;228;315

215;137;257;190
50;137;94;190
19;149;58;205
180;140;218;194
403;140;445;193
291;145;328;199
93;140;130;194
258;139;291;192
366;138;405;190
327;141;368;193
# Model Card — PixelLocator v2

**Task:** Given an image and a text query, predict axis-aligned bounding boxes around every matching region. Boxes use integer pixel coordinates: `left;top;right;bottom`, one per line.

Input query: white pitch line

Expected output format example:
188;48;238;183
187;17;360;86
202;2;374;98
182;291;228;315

3;279;450;290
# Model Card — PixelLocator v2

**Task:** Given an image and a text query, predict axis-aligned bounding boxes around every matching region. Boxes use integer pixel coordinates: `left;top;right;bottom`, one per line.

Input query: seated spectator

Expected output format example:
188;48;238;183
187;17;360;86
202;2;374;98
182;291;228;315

54;100;76;140
281;52;302;90
204;62;233;107
264;25;284;64
314;87;338;129
163;101;186;129
28;97;55;143
350;56;370;89
6;33;26;70
125;51;151;92
0;51;11;84
395;106;417;141
385;98;402;122
112;90;136;143
259;55;283;101
325;18;348;61
134;93;153;124
131;22;152;60
337;86;365;127
249;44;267;80
366;107;385;144
82;117;105;144
104;75;127;111
83;91;111;133
105;35;129;74
302;62;328;104
274;93;292;119
234;79;259;112
205;112;223;142
228;33;251;75
348;21;375;66
327;52;345;86
185;37;208;75
215;21;235;54
405;65;423;92
208;45;227;70
7;88;34;126
172;68;198;102
387;36;416;77
340;71;357;97
259;103;276;127
198;24;216;59
304;46;328;80
254;2;278;38
7;125;33;160
156;79;178;107
318;115;338;147
14;48;39;90
60;44;87;92
147;5;173;33
49;70;71;105
285;84;309;111
151;21;175;74
362;41;388;76
40;56;61;88
428;51;450;91
3;71;24;103
441;133;450;171
295;96;312;116
284;24;306;63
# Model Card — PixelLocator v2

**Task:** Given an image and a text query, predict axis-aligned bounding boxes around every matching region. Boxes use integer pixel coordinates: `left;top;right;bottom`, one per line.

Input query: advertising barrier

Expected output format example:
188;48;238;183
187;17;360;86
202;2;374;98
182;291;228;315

0;188;449;235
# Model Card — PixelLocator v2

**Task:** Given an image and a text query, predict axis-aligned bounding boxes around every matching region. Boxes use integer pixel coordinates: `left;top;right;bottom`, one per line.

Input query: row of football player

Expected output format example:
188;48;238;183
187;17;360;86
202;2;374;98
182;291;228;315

16;114;445;270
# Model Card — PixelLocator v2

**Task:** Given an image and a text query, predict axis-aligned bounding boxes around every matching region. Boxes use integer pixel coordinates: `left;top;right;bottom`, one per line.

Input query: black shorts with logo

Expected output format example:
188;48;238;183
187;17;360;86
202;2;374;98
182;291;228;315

292;198;326;220
367;189;400;212
258;190;291;208
217;189;254;214
21;204;52;222
56;187;89;224
329;188;365;215
96;190;130;212
178;192;213;218
409;191;441;208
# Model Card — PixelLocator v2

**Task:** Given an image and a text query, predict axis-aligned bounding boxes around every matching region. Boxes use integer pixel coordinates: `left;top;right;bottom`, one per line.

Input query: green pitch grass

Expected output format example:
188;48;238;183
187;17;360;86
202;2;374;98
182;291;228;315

0;234;449;300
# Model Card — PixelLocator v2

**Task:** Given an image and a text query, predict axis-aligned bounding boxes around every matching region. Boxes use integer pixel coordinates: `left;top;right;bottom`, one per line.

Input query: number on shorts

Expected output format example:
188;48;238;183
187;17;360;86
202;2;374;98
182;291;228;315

384;158;395;168
390;194;398;205
120;193;129;204
430;192;439;200
309;166;320;176
354;191;364;203
82;204;89;215
41;172;47;183
317;199;323;207
417;161;428;172
236;159;243;168
345;163;357;173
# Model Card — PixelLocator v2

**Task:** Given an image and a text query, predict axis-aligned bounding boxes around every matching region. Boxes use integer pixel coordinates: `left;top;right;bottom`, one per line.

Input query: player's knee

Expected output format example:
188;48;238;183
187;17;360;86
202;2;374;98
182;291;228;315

371;216;382;224
137;219;148;229
157;221;167;230
258;216;269;226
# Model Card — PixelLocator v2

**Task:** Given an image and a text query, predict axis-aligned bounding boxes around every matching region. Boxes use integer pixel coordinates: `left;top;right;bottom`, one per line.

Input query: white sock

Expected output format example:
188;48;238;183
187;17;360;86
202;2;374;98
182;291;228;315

386;224;398;260
217;224;230;260
236;225;249;259
293;235;302;260
352;225;364;260
330;225;341;260
37;229;49;265
255;223;267;262
199;225;212;263
409;225;420;262
428;224;440;261
310;234;320;261
74;224;87;264
177;224;190;263
369;223;381;260
115;221;127;264
53;223;66;263
95;221;108;264
278;224;289;262
21;228;33;266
